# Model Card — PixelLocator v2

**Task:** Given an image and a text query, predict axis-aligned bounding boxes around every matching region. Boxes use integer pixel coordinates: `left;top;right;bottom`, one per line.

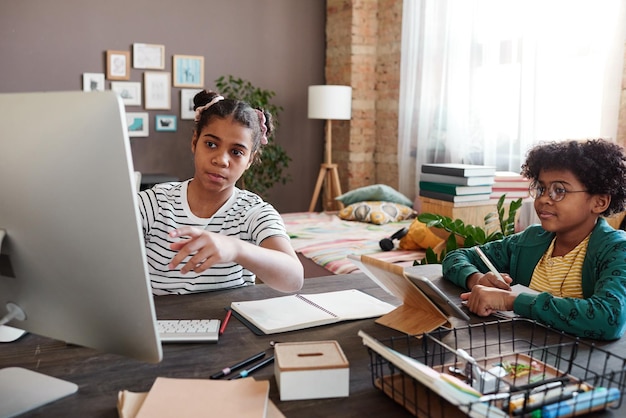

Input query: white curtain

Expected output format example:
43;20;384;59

398;0;626;201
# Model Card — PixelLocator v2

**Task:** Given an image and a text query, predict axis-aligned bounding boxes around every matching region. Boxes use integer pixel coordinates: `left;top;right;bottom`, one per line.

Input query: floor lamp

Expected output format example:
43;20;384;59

307;85;352;212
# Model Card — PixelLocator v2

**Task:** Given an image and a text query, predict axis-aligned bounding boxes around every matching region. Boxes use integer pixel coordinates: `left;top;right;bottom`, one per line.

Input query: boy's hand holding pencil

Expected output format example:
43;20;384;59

473;246;511;291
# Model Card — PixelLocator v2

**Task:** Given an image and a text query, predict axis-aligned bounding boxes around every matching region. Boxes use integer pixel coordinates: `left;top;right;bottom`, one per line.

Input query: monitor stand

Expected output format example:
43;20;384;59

0;367;78;417
0;225;77;416
0;325;26;342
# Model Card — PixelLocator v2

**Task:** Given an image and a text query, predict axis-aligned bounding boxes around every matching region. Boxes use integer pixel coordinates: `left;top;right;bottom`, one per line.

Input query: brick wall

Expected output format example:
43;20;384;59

326;0;402;193
375;0;403;187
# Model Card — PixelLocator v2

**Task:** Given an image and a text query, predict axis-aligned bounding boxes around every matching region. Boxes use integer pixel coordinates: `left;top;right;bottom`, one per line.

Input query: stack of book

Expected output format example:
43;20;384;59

419;163;496;203
490;171;530;199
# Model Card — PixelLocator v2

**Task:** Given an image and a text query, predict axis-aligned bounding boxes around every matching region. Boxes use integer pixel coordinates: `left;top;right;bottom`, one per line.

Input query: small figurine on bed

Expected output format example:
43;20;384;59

398;220;444;252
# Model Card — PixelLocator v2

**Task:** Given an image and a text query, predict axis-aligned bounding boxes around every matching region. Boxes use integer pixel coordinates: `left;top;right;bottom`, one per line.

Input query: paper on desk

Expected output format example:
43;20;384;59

117;389;286;418
118;377;276;418
117;390;146;418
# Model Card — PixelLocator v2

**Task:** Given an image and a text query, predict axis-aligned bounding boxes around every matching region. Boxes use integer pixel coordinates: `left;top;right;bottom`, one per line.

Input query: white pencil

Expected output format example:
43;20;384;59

473;246;510;288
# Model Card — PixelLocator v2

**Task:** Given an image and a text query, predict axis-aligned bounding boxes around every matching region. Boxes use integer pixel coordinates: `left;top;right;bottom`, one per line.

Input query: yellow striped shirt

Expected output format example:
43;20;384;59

529;235;589;298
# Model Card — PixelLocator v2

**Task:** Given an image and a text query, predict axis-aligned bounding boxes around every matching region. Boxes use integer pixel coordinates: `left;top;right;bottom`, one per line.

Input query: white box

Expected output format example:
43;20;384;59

274;340;349;401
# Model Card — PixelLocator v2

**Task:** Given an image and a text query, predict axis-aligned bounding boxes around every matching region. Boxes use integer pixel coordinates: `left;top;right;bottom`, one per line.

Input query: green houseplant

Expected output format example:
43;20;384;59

416;195;523;264
214;75;291;197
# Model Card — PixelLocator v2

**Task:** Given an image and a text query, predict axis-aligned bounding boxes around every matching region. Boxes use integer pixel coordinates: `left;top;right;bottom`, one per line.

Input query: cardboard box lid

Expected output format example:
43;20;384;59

275;341;348;372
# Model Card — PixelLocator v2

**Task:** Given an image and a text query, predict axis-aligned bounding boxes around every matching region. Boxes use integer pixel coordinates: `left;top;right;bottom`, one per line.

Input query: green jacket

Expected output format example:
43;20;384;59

442;218;626;340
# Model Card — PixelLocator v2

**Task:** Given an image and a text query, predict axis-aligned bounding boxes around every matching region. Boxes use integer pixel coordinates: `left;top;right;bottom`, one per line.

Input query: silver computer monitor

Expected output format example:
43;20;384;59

0;90;162;414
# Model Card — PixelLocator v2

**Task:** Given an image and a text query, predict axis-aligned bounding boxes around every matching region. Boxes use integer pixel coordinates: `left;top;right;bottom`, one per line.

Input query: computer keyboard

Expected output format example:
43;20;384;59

157;319;220;343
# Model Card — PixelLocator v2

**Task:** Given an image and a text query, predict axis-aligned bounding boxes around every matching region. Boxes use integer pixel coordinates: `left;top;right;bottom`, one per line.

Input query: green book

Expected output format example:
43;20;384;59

419;189;492;203
419;181;492;196
419;172;495;186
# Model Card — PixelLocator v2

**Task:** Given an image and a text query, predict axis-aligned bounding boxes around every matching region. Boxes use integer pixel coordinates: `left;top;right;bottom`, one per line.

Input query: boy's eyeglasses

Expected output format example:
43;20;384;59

528;181;588;202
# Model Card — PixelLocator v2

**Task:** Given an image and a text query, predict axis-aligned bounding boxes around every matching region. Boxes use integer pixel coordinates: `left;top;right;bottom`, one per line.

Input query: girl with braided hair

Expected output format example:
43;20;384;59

138;90;303;295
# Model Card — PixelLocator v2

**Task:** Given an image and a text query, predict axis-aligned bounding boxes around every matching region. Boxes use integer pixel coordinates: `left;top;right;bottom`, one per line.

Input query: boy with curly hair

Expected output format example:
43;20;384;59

443;139;626;340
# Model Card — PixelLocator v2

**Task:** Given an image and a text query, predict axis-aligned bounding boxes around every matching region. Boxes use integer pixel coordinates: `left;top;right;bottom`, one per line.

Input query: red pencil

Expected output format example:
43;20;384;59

219;309;232;335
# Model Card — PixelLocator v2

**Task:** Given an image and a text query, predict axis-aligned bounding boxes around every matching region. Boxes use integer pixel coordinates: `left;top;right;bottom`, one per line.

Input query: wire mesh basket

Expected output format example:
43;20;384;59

364;318;626;418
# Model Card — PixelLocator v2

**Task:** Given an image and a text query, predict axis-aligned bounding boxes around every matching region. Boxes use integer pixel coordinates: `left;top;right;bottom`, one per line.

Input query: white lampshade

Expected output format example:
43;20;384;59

307;85;352;120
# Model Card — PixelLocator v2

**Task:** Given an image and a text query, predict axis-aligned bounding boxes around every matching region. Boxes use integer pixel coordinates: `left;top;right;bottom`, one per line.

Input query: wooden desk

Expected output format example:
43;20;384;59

1;274;413;417
2;271;625;417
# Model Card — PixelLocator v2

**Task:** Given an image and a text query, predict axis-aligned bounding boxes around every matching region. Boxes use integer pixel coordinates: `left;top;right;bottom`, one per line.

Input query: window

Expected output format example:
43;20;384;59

398;0;626;199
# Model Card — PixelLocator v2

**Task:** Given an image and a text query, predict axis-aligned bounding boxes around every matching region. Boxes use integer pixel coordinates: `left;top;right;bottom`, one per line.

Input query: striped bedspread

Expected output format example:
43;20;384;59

282;212;424;275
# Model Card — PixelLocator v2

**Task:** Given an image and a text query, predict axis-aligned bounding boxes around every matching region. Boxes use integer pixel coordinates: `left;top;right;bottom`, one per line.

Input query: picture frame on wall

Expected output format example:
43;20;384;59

106;50;130;80
180;88;202;120
125;112;149;137
132;43;165;69
82;73;105;92
110;81;142;106
173;55;204;88
155;115;177;132
144;71;171;110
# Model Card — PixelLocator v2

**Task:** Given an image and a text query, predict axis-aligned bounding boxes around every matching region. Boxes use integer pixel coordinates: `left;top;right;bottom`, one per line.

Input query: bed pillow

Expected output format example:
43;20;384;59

335;184;413;207
338;201;416;225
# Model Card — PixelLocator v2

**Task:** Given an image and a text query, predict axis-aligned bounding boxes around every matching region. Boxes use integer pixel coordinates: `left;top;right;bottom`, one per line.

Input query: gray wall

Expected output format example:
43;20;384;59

0;0;326;213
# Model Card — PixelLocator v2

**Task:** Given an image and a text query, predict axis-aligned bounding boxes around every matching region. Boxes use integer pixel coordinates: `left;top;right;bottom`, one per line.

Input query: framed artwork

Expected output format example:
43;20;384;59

110;81;142;106
132;43;165;69
144;71;171;110
180;88;202;120
126;112;149;137
155;115;177;132
173;55;204;88
106;50;130;80
82;73;105;92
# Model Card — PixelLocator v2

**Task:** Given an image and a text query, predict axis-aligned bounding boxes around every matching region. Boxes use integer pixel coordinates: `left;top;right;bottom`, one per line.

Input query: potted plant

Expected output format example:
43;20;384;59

417;195;523;264
214;75;291;197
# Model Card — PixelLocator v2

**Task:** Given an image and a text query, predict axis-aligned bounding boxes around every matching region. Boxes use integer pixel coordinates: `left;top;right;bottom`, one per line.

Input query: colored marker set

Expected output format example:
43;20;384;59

540;387;620;418
478;381;621;417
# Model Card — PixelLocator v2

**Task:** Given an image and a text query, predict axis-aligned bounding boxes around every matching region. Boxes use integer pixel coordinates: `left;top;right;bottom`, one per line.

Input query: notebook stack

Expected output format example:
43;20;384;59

419;163;496;203
490;171;530;200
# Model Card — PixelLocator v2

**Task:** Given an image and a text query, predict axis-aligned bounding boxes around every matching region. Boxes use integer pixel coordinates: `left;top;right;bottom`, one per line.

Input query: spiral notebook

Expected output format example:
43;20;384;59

230;289;396;335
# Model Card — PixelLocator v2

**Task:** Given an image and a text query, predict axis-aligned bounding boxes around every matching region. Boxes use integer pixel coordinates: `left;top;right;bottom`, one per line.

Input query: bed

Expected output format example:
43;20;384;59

282;212;425;276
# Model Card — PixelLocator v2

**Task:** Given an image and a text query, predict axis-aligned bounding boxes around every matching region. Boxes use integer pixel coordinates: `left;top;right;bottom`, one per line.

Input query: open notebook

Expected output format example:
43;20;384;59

230;289;396;335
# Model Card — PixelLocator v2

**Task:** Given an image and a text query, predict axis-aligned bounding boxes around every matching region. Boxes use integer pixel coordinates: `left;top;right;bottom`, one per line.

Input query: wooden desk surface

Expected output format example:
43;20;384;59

2;270;625;417
1;273;414;417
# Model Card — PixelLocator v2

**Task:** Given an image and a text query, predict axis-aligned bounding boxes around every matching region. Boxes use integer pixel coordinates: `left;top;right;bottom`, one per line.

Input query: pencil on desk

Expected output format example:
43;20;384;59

473;246;510;289
219;309;232;335
229;355;275;380
210;350;266;379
